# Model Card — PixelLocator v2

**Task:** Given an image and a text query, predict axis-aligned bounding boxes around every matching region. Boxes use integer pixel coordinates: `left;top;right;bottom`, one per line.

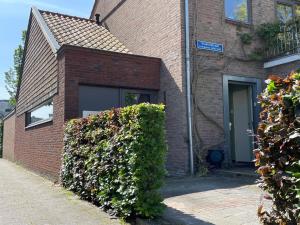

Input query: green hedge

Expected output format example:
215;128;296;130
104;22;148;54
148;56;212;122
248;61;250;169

61;103;167;219
256;73;300;224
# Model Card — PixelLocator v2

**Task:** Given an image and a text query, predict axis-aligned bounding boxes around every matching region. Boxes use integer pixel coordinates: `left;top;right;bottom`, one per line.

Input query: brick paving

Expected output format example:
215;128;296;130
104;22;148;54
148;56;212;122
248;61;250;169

161;175;270;225
0;159;269;225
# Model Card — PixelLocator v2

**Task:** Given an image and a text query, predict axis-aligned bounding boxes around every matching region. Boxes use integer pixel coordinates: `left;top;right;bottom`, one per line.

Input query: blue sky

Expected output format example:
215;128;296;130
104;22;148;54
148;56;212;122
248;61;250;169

0;0;94;100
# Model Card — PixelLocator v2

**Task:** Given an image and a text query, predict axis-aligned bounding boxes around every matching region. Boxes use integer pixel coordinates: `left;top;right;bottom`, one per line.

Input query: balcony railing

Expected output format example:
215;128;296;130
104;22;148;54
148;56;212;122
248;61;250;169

266;21;300;59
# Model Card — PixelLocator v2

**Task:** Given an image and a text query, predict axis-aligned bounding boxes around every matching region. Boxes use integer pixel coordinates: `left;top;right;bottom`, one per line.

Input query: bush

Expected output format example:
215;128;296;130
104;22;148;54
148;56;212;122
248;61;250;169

256;72;300;224
61;103;167;219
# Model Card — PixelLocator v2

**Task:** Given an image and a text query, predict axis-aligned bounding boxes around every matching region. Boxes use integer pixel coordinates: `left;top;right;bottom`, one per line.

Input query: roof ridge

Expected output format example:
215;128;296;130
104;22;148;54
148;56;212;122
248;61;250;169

39;9;96;24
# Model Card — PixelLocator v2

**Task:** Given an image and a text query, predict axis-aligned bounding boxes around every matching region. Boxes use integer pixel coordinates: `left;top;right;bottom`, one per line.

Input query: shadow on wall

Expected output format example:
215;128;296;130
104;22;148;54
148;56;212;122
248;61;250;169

159;62;189;176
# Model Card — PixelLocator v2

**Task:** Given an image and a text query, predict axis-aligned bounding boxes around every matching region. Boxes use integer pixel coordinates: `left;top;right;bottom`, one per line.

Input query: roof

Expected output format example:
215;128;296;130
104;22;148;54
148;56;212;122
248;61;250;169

39;9;130;54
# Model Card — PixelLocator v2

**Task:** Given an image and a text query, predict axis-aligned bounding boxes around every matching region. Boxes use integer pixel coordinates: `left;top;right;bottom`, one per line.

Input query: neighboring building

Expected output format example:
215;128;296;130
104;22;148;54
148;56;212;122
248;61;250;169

0;100;12;119
3;7;160;179
91;0;300;174
3;1;300;179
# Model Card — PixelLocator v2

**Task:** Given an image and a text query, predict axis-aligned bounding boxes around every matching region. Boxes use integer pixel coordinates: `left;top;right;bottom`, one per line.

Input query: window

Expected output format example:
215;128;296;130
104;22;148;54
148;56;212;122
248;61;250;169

225;0;250;23
125;93;151;106
26;99;53;127
276;1;300;23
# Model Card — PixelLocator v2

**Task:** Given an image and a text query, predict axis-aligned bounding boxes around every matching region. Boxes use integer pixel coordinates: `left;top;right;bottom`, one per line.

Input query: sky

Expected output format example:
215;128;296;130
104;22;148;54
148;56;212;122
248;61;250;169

0;0;94;100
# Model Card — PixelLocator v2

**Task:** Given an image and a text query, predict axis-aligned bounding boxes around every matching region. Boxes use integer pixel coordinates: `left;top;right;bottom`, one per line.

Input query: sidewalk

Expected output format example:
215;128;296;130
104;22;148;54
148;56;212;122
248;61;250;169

0;158;269;225
161;175;268;225
0;159;123;225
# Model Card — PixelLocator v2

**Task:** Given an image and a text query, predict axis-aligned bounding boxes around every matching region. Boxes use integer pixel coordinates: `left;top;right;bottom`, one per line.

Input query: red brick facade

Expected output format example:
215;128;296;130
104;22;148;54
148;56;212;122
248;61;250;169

14;54;65;180
91;0;300;171
266;61;300;78
3;113;16;162
61;45;161;120
10;34;160;180
92;0;189;175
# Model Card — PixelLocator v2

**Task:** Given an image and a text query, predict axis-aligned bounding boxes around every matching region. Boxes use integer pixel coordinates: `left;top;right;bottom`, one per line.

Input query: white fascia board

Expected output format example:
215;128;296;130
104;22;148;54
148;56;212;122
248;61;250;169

264;54;300;68
31;6;60;54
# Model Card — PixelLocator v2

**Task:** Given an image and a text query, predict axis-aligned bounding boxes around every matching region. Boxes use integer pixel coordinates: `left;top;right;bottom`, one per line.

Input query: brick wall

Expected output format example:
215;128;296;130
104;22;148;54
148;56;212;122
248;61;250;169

189;0;276;164
61;45;161;120
92;0;189;175
14;54;65;181
3;113;16;162
266;60;300;78
13;41;160;180
13;11;64;180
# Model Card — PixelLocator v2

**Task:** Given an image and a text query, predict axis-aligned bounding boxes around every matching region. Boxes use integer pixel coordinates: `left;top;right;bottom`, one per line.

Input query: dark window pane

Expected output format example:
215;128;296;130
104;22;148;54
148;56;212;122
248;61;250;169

125;93;151;106
276;3;293;23
138;94;151;104
26;100;53;126
225;0;249;23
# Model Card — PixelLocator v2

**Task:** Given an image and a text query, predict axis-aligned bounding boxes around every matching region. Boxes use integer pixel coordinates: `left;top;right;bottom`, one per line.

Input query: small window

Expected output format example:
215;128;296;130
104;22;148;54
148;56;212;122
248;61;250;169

5;109;10;112
26;99;53;127
277;3;293;23
276;2;300;23
125;93;151;106
225;0;250;23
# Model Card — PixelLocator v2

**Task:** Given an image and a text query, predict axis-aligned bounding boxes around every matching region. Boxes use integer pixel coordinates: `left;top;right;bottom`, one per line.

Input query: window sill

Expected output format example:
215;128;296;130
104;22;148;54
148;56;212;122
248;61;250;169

225;18;252;28
25;118;53;129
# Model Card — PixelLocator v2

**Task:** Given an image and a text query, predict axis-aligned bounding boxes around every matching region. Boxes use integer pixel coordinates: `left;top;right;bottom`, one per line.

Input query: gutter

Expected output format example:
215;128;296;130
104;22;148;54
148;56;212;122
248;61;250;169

184;0;194;175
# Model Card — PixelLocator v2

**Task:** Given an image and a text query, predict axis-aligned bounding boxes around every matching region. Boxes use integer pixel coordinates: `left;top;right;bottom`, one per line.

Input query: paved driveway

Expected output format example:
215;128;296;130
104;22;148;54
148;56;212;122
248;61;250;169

0;159;270;225
0;159;122;225
161;175;269;225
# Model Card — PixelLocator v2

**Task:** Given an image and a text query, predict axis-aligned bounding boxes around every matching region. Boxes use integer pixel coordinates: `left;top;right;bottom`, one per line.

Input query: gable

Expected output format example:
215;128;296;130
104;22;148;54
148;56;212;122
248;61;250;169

17;14;58;116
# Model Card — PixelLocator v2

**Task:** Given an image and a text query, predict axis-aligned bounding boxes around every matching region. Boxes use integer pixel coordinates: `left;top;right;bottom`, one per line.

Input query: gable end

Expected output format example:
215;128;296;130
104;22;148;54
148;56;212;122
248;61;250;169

16;10;59;116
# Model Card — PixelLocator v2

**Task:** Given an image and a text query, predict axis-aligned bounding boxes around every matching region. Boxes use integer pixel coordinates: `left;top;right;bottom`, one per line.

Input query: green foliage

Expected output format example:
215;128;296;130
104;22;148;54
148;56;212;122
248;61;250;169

256;22;281;48
0;120;3;158
248;49;264;61
239;33;253;45
61;103;167;219
256;72;300;224
4;30;26;106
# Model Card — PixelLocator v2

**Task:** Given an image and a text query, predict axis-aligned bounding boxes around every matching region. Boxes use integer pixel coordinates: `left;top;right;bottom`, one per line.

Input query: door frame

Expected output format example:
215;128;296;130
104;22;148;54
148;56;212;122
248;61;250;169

223;75;262;166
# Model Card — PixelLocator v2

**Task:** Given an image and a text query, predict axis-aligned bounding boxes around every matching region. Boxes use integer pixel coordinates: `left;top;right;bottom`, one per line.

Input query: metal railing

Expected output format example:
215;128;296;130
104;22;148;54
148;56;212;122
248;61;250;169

266;20;300;59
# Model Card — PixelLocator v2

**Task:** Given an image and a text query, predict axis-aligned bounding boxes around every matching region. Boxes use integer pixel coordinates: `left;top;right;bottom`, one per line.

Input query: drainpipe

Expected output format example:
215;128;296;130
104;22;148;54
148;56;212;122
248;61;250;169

184;0;194;175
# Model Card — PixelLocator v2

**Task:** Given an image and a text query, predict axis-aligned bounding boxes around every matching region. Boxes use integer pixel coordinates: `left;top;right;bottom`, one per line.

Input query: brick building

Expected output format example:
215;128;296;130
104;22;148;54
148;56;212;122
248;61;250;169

91;0;300;174
3;7;160;179
3;1;300;179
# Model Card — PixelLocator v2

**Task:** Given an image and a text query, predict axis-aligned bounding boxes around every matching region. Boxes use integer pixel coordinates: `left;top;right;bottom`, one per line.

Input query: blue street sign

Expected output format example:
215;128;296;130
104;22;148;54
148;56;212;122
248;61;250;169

196;40;224;53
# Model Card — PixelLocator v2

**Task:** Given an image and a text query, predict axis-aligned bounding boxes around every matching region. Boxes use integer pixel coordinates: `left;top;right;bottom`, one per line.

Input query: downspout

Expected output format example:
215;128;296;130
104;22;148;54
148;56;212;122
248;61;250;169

184;0;194;175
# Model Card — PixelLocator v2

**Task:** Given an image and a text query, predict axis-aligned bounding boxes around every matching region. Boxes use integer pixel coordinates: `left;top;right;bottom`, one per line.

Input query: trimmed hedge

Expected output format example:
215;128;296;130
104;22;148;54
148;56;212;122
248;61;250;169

61;103;167;219
256;73;300;224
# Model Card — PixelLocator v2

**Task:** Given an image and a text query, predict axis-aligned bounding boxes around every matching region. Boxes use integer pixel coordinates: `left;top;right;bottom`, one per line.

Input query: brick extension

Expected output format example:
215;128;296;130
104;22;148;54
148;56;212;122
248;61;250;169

3;8;161;180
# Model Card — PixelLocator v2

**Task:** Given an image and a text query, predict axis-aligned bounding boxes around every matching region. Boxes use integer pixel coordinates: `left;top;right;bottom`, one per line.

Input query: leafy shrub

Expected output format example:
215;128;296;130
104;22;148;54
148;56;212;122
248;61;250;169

256;22;281;48
256;72;300;224
61;103;167;219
